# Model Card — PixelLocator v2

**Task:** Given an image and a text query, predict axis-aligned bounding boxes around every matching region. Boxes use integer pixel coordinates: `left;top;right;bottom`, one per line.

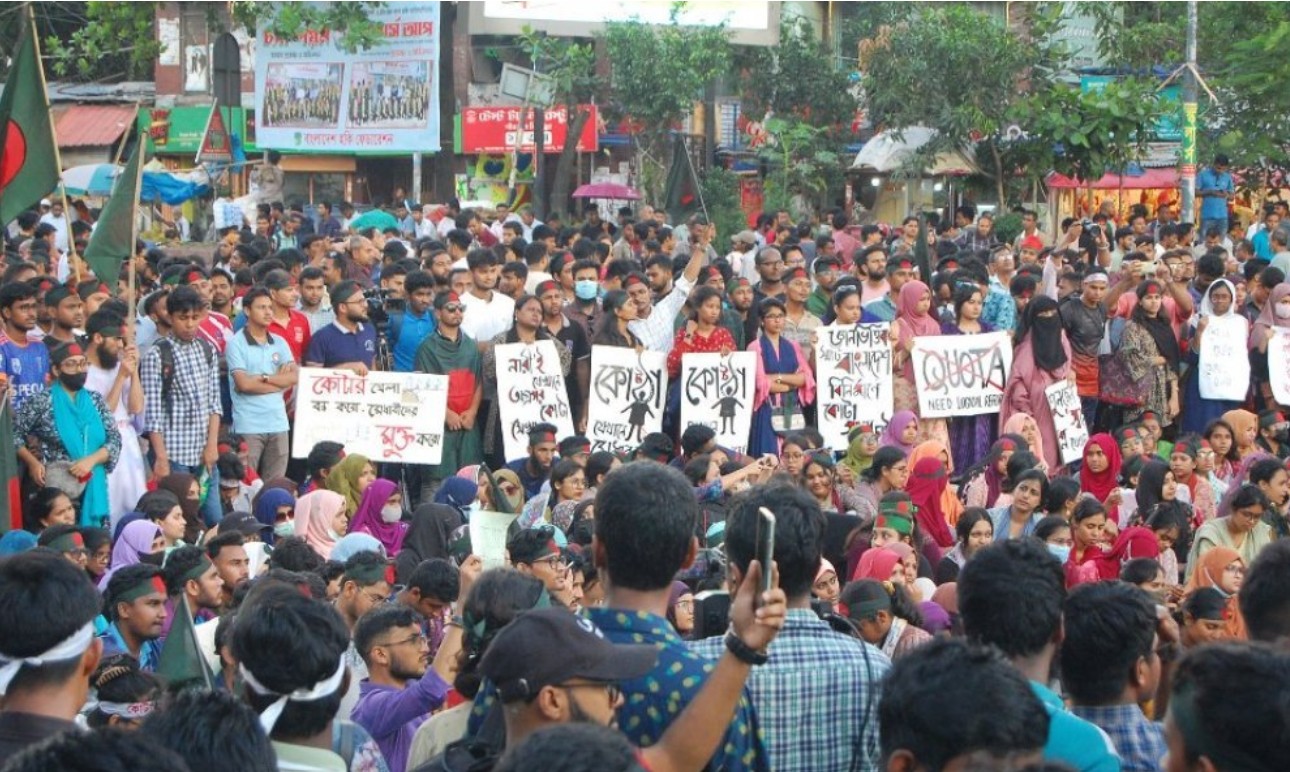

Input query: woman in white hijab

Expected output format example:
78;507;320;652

1182;278;1249;434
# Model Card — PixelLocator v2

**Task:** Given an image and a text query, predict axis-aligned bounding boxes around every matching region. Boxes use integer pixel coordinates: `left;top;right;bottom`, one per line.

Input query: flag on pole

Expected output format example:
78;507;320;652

0;8;60;225
156;595;216;690
664;138;701;225
83;140;144;287
0;396;22;533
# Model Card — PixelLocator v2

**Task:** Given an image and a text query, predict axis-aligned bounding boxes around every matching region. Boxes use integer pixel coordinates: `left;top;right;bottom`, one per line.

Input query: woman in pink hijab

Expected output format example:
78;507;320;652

1000;297;1071;473
296;489;348;561
891;280;950;449
347;478;407;555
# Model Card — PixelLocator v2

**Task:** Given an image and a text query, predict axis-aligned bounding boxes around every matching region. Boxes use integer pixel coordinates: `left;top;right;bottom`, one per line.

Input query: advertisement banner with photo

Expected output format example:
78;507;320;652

680;352;757;455
586;346;667;454
911;332;1013;418
254;2;440;152
291;368;448;463
814;324;893;451
1269;328;1290;406
461;105;598;154
495;341;575;462
1198;316;1252;401
1045;380;1090;466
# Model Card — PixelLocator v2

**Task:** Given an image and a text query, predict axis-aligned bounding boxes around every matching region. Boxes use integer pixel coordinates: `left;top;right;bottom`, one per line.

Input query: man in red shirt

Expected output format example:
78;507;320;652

182;265;233;354
261;269;312;363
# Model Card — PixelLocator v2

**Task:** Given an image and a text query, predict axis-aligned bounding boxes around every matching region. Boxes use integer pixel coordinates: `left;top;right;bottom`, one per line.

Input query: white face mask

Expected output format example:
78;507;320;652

327;526;342;540
273;521;295;538
380;505;403;523
1275;303;1290;320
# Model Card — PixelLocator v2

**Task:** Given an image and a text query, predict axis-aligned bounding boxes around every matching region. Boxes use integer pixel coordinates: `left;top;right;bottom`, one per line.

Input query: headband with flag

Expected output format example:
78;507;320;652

118;575;168;604
182;555;215;584
876;501;916;535
47;531;84;553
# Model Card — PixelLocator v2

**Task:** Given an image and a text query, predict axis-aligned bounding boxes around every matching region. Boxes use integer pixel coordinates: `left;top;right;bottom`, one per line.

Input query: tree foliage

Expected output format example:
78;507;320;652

735;16;855;129
602;11;731;202
755;117;841;218
512;26;601;216
1083;1;1290;168
858;3;1162;206
40;2;162;81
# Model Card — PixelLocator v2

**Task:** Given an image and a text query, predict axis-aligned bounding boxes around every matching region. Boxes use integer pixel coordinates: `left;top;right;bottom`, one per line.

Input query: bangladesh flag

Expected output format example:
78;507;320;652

83;139;142;287
0;399;20;533
0;10;60;226
156;595;216;690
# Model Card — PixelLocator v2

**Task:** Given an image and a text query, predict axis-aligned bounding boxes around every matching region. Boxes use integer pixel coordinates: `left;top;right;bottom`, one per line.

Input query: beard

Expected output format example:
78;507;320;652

97;344;119;370
389;658;427;682
867;269;886;281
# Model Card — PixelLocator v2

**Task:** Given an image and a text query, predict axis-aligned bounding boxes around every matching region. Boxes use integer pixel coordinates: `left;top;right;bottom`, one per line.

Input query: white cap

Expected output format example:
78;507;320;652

39;198;51;207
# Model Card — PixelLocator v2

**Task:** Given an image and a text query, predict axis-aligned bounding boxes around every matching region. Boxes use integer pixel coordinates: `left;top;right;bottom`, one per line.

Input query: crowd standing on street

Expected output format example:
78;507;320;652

0;168;1289;772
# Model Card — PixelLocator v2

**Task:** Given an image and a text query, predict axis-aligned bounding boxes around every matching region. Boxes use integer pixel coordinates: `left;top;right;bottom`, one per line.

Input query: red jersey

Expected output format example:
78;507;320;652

269;310;312;363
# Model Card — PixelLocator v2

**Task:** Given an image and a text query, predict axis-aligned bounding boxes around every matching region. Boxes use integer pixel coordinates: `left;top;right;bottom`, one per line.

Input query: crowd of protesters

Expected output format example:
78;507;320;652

0;159;1288;772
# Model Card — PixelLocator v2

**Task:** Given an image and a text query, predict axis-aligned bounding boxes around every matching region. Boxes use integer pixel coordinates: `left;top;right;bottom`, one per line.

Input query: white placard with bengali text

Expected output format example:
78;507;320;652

470;510;519;571
679;352;757;455
495;340;575;462
586;346;668;454
291;368;448;464
1046;380;1089;466
814;323;893;452
1199;315;1251;401
911;332;1013;418
1269;328;1290;406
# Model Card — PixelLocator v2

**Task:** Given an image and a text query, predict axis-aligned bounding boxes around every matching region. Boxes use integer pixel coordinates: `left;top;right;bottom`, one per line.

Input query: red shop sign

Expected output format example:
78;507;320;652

461;104;598;154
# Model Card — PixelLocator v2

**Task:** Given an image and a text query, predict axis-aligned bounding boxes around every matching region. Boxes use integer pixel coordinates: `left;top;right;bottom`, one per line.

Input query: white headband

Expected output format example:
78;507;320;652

1084;272;1109;284
240;657;347;734
0;621;95;695
96;700;156;720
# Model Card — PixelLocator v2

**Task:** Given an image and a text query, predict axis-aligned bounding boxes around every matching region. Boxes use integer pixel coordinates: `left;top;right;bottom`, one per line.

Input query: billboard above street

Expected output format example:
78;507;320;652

471;1;777;46
253;2;441;152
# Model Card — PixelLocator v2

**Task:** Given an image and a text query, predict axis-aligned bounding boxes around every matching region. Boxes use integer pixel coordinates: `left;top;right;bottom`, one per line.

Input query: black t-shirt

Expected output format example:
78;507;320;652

547;314;591;415
0;711;80;762
1058;295;1107;357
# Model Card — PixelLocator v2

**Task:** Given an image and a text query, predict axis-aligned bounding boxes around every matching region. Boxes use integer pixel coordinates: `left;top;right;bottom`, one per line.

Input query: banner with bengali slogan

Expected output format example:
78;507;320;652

814;323;893;452
679;352;757;455
586;346;667;454
291;368;448;464
495;341;575;462
1046;380;1090;465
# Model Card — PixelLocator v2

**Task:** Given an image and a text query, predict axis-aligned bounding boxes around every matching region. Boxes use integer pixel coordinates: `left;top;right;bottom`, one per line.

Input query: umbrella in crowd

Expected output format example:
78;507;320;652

60;163;122;196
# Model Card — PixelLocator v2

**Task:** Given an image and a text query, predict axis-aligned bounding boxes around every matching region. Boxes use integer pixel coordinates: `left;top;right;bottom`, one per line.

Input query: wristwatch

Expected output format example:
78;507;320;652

259;374;270;384
724;630;769;665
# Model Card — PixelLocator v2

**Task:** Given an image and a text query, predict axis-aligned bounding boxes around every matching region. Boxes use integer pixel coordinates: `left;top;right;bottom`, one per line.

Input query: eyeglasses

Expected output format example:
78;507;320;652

565;477;587;487
362;590;391;605
377;633;427;650
60;359;90;372
562;681;621;705
441;304;465;313
534;555;568;573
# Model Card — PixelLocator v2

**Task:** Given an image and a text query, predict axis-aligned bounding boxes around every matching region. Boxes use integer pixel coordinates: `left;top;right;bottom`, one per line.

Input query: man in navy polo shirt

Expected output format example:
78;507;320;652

305;280;378;375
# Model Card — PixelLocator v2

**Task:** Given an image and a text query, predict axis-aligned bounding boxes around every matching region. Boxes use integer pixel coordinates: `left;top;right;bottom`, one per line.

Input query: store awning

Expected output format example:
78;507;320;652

54;105;135;148
1046;168;1178;190
851;127;978;176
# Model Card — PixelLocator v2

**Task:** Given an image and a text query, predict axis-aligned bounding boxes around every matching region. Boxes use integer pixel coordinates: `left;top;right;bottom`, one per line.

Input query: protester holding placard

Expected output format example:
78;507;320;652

942;284;999;465
1184;279;1249;433
1250;283;1290;411
747;298;815;456
1001;296;1072;473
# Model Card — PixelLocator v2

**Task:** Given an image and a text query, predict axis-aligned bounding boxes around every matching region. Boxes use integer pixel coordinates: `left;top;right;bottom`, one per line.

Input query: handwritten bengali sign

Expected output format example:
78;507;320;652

814;323;893;452
495;340;575;462
586;346;668;453
291;368;448;464
1046;380;1090;466
911;332;1013;418
679;352;757;455
470;510;519;571
1269;328;1290;406
1199;315;1251;402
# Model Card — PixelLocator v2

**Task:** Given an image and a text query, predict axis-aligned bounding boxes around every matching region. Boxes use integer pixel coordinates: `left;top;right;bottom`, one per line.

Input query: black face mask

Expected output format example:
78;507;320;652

59;372;87;391
139;550;165;566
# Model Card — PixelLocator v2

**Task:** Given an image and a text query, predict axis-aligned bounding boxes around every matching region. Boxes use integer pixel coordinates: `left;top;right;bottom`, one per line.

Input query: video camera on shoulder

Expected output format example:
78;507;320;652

692;590;731;640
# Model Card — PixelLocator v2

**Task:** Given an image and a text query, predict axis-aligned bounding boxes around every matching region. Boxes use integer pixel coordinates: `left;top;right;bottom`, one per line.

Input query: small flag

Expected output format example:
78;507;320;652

0;398;21;533
156;595;216;690
83;139;143;287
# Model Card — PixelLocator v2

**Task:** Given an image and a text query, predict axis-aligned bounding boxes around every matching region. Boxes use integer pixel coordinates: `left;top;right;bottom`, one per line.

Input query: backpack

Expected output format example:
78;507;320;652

155;337;217;420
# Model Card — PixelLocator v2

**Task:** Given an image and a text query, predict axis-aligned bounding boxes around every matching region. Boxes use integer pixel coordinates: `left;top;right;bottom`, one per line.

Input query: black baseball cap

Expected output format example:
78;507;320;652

480;607;657;702
220;512;271;538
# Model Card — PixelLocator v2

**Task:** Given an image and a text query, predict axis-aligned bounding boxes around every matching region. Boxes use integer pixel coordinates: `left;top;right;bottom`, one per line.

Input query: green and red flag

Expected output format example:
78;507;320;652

0;8;60;226
0;397;21;533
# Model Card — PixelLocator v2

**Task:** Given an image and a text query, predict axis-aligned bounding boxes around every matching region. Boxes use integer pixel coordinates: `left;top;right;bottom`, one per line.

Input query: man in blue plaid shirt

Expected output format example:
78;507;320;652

1062;582;1166;772
692;484;890;772
141;286;223;529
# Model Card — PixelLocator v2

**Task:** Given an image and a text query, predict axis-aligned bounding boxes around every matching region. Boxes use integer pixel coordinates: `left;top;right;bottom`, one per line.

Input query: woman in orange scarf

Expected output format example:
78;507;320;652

1183;546;1247;639
908;440;964;527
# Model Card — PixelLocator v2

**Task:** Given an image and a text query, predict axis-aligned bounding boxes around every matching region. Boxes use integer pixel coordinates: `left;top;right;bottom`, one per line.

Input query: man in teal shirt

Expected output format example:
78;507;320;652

959;539;1122;772
391;270;437;373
